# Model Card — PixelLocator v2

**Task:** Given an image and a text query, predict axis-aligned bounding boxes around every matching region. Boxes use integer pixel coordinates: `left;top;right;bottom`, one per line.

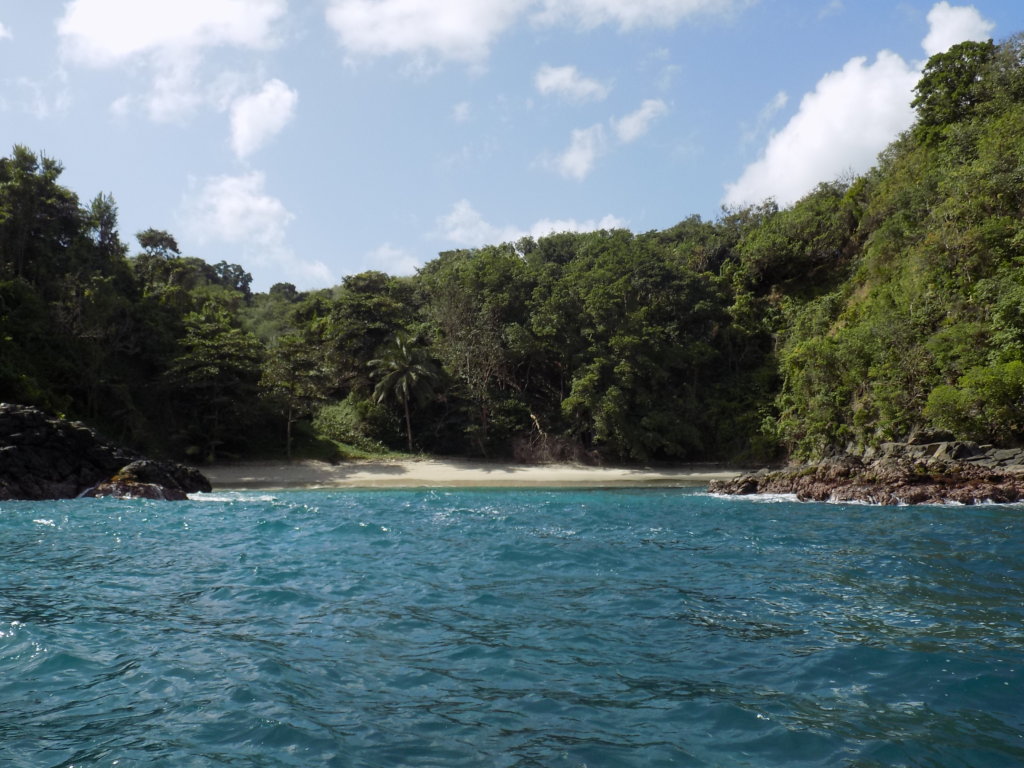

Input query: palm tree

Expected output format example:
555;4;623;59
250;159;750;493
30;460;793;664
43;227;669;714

369;334;440;452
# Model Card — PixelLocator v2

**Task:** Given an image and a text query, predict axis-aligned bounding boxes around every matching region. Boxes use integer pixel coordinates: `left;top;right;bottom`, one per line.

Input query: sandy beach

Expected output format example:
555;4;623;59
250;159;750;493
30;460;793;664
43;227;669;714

201;458;744;490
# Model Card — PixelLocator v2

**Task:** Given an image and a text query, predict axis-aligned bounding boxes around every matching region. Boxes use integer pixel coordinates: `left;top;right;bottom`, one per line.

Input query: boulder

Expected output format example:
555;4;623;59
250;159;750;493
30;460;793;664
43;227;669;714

84;460;212;501
0;403;209;501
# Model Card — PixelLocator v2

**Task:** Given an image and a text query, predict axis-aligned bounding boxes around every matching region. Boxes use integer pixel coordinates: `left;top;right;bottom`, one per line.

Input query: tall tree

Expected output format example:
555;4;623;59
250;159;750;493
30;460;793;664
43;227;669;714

260;333;332;457
370;334;440;452
166;301;263;461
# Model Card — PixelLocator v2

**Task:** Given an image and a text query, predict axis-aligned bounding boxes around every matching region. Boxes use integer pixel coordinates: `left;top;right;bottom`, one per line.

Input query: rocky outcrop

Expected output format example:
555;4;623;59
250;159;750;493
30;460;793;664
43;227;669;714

82;460;212;501
0;403;210;501
709;441;1024;505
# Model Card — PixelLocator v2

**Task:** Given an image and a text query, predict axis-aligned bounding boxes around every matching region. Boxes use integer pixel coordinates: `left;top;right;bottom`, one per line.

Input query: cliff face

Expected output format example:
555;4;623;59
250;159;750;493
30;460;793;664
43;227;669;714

708;442;1024;505
0;404;210;501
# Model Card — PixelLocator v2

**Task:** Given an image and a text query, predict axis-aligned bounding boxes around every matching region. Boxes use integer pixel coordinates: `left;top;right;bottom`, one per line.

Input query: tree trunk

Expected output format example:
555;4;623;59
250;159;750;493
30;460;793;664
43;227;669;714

404;398;413;453
286;404;293;459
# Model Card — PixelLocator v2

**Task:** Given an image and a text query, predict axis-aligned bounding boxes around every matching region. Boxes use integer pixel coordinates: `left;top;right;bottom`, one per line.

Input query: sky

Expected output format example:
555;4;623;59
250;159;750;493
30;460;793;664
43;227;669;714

1;1;1021;291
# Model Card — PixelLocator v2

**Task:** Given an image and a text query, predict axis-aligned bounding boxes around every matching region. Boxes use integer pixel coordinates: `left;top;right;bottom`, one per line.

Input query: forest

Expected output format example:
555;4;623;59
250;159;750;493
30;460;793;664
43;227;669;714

2;37;1022;465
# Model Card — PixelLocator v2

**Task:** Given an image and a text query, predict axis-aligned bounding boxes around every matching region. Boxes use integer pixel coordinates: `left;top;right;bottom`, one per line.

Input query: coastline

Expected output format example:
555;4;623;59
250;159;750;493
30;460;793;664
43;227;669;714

200;458;744;491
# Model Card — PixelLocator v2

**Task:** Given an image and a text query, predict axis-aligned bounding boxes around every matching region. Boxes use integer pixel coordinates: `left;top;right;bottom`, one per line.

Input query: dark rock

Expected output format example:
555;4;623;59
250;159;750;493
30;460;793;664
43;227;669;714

987;448;1023;465
85;459;211;500
708;439;1024;505
87;480;189;501
0;403;209;501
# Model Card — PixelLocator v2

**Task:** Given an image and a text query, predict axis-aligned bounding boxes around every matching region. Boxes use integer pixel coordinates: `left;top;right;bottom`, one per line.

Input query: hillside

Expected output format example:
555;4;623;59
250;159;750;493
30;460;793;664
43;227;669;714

1;37;1022;464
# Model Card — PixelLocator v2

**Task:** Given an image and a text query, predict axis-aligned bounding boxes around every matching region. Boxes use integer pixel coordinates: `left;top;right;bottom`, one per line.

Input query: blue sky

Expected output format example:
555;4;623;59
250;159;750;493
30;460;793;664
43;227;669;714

1;1;1021;291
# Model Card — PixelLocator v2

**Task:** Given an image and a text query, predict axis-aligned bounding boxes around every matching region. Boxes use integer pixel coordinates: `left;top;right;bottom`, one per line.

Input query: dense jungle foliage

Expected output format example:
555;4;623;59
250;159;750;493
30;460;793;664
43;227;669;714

2;37;1022;464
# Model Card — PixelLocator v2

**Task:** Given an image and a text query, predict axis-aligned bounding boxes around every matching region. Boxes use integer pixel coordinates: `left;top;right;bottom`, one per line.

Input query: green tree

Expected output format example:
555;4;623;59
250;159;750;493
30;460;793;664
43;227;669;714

925;361;1024;443
166;301;263;461
370;334;440;452
912;39;995;138
260;333;332;457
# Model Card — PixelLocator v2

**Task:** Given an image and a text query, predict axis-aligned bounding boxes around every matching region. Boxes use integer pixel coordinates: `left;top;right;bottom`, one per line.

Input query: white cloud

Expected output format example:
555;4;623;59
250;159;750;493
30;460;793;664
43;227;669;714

144;50;204;122
182;172;333;288
535;64;610;102
58;0;286;122
438;199;519;245
452;101;471;122
723;2;995;209
612;98;667;143
437;199;625;247
533;0;752;30
922;1;994;57
723;51;918;207
0;22;12;40
326;0;750;66
555;124;607;180
363;243;422;275
325;0;528;65
528;213;626;239
549;99;666;179
58;0;285;65
740;90;788;145
230;79;299;159
186;172;294;246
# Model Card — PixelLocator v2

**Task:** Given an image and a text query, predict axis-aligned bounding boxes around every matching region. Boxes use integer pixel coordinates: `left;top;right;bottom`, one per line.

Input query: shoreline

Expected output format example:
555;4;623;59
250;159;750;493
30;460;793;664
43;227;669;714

200;458;745;491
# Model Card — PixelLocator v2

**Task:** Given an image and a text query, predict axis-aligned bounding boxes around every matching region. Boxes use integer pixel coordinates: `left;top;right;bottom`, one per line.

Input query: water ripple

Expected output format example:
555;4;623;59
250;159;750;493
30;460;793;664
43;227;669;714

0;490;1021;766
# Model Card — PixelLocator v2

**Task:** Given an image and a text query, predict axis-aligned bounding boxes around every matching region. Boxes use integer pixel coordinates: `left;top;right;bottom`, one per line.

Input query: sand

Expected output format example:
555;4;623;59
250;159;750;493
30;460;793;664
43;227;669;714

200;458;744;491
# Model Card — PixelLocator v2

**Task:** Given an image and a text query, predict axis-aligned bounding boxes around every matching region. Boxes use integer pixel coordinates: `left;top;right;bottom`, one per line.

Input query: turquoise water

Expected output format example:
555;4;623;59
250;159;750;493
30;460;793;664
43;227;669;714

1;488;1022;767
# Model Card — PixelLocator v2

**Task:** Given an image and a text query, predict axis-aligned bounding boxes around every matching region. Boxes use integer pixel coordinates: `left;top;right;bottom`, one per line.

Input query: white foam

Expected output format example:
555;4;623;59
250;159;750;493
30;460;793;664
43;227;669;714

707;492;800;504
187;492;278;503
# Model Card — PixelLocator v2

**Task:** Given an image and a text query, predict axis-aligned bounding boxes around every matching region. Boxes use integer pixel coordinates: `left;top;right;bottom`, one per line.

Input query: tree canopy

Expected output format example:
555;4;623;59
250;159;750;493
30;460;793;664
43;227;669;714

2;34;1023;463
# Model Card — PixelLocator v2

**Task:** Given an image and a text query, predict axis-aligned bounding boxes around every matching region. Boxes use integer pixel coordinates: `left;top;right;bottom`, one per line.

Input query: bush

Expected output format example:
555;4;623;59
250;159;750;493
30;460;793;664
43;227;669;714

925;360;1024;443
312;395;396;452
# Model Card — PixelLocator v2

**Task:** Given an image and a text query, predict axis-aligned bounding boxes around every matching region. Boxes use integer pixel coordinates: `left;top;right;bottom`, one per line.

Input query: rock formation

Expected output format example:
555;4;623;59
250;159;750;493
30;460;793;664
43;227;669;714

709;441;1024;505
0;403;210;501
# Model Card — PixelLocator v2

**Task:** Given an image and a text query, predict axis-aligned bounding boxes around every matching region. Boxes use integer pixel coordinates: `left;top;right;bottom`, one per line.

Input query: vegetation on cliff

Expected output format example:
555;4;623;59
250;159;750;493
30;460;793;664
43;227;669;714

1;36;1022;464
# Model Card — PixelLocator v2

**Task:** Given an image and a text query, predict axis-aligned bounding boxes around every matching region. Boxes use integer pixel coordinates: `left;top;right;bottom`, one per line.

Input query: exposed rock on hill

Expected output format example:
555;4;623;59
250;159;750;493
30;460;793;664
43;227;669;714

0;403;210;501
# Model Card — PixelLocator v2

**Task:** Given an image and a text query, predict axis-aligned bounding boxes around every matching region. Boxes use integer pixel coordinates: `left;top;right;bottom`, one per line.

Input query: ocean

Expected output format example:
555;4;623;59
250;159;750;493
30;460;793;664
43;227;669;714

1;488;1021;767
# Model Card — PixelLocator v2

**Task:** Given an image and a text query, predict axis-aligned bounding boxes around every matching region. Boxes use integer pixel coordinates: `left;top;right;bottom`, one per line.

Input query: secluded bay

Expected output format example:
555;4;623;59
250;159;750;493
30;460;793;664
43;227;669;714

1;488;1021;767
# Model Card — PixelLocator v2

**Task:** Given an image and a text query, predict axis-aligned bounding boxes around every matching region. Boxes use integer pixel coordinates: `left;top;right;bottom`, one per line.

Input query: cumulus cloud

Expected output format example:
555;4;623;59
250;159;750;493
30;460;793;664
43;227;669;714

325;0;528;65
230;79;299;158
723;52;918;207
535;64;610;102
185;172;294;246
555;124;607;180
182;172;333;287
438;199;625;247
612;98;667;143
326;0;750;66
922;1;994;57
58;0;284;64
0;22;12;39
57;0;287;122
723;2;994;208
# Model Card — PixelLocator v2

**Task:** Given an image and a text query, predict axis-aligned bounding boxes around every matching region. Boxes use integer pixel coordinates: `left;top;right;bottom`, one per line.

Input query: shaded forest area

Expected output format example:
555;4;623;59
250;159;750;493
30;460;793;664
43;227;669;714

2;37;1023;465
